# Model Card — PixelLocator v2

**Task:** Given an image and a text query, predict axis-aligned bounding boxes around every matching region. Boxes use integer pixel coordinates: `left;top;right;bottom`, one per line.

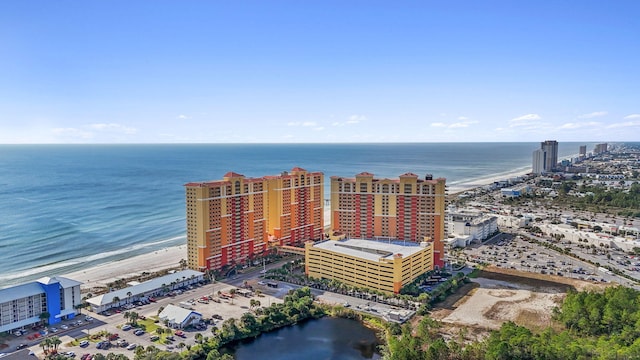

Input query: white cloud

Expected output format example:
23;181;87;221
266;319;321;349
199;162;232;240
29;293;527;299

511;114;541;122
313;126;324;131
347;115;366;124
287;121;317;127
430;120;478;129
509;114;543;128
51;127;93;139
332;115;367;127
558;121;601;129
578;111;607;119
176;114;190;120
449;120;478;128
623;114;640;119
607;121;640;129
89;123;137;134
457;116;469;121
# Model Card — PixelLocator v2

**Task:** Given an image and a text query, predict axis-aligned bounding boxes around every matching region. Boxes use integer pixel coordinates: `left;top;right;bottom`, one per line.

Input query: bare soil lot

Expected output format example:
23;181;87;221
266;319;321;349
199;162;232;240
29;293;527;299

430;267;608;339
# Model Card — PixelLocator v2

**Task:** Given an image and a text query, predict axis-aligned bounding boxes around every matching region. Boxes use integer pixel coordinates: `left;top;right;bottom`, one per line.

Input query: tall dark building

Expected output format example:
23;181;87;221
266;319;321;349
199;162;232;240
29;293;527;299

540;140;558;172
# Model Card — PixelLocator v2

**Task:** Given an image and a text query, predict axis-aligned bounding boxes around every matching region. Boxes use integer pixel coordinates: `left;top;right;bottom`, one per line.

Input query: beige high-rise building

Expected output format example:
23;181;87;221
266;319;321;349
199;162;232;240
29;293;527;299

330;172;446;268
185;168;324;271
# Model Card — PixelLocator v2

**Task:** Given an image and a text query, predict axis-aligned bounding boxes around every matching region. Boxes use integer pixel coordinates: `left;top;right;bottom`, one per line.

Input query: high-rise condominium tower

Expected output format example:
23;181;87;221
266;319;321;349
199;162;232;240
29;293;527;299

185;168;324;271
532;148;546;174
579;145;587;157
540;140;558;172
330;172;446;268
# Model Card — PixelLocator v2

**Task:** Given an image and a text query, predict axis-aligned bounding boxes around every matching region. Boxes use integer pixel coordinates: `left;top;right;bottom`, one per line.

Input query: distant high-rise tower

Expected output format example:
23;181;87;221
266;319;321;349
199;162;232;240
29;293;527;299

579;145;587;158
594;143;608;154
540;140;558;172
532;148;546;174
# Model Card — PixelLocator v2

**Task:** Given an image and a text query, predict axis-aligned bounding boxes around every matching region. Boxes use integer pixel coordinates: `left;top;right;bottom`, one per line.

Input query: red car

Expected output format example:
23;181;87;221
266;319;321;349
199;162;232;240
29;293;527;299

108;334;119;341
175;331;186;338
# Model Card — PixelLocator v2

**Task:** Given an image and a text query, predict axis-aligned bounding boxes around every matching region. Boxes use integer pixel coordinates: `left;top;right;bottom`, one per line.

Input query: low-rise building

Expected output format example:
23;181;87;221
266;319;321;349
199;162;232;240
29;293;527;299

305;239;433;294
158;304;202;329
446;208;498;246
0;276;82;334
86;270;204;313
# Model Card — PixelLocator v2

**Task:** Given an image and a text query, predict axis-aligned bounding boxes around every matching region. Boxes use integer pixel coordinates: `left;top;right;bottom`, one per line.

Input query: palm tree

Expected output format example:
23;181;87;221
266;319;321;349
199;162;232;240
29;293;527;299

39;311;50;326
39;337;51;354
229;289;236;305
126;291;133;304
129;311;139;325
179;258;187;270
50;335;62;352
112;296;121;307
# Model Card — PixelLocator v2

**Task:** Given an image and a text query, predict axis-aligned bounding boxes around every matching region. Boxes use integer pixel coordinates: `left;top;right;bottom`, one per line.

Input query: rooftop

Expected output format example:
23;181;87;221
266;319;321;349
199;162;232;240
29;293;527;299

87;270;204;306
159;304;202;324
311;239;428;262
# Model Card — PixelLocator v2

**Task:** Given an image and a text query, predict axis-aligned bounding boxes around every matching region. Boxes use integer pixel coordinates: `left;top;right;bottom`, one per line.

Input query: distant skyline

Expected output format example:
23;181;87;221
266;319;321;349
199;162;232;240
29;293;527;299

1;1;639;144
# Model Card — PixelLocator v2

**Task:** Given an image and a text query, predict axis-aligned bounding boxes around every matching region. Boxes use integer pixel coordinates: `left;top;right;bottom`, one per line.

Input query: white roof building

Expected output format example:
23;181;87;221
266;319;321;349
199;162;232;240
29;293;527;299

86;270;204;313
158;304;202;329
446;208;498;246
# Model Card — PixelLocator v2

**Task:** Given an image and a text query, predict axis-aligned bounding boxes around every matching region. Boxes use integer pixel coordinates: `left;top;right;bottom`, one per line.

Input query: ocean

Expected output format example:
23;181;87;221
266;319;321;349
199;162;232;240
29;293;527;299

0;142;584;287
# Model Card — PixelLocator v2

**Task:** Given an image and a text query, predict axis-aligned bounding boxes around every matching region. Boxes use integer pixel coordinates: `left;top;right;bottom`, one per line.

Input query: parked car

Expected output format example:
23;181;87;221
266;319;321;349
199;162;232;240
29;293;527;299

16;344;28;350
121;324;132;331
79;340;89;348
127;344;137;350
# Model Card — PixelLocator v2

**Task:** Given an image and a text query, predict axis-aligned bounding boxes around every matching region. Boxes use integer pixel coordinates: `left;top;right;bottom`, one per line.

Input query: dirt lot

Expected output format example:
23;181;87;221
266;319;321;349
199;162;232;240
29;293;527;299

430;267;608;340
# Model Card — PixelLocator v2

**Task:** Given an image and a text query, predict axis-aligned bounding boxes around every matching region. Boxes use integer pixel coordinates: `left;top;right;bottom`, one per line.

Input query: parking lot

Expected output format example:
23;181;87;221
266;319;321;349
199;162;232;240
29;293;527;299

5;280;283;359
458;233;636;287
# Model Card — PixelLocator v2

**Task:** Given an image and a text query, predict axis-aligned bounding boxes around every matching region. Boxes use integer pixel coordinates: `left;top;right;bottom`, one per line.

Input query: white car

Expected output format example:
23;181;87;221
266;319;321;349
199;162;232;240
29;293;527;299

60;324;69;330
79;340;89;348
127;343;137;350
121;324;132;331
66;351;76;358
84;316;93;322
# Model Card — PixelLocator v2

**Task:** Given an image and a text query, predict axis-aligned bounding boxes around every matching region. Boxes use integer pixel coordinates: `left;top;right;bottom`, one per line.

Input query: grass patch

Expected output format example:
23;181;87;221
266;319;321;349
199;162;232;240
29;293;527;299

136;318;160;334
467;268;481;278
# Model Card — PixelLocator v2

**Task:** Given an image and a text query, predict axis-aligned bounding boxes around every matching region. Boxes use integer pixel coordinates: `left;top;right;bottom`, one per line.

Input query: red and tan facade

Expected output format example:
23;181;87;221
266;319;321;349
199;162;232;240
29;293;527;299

185;168;324;271
330;172;446;268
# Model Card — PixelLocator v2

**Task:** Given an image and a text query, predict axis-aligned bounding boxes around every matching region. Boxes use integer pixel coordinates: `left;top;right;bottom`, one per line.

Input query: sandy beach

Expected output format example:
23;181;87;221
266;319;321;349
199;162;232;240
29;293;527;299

62;245;187;292
61;171;526;293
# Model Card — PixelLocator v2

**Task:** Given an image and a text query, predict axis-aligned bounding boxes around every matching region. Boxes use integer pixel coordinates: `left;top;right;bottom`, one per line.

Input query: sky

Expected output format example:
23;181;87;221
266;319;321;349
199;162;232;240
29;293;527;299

1;1;639;144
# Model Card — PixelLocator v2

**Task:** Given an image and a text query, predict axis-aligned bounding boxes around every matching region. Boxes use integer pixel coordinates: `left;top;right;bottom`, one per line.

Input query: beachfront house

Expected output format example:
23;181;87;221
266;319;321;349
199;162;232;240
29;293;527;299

158;304;202;329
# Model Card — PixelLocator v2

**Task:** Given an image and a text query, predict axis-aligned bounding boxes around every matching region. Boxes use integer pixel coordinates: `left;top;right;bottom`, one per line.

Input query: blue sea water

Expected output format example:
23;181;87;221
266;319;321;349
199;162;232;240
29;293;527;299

0;143;585;286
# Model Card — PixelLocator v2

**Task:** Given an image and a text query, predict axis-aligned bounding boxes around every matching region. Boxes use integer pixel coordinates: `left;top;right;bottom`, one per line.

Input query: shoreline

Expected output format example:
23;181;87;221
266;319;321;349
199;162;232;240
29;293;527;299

62;245;187;292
